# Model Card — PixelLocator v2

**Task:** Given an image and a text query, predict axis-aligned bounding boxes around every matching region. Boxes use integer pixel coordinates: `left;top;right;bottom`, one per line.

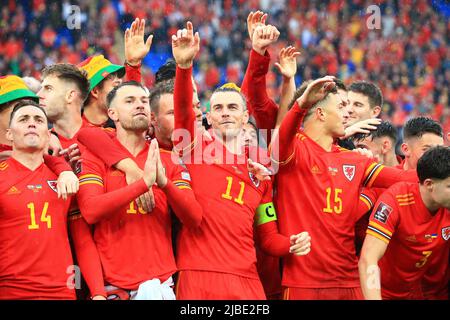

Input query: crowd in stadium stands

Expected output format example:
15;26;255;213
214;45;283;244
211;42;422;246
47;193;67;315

0;0;449;134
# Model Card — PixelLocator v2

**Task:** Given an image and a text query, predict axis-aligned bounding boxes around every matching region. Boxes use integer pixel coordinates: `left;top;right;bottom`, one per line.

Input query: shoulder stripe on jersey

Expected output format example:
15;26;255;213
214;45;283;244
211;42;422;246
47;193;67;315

369;221;393;237
360;195;373;211
395;193;413;198
398;201;415;206
177;185;192;190
366;229;390;244
174;182;191;189
79;179;104;187
79;177;103;184
173;179;191;185
79;174;103;180
363;163;384;187
367;226;391;241
360;193;374;206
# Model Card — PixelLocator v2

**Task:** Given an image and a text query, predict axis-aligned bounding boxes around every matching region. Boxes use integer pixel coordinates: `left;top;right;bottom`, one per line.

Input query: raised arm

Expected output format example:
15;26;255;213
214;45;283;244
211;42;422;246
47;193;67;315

241;15;280;132
270;76;336;165
363;163;418;189
77;142;157;225
172;21;200;154
124;18;153;82
274;46;301;128
77;127;156;212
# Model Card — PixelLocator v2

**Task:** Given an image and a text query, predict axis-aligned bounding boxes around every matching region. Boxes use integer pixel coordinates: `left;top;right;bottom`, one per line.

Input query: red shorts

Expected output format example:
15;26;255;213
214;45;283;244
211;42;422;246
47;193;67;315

282;287;364;300
176;270;266;300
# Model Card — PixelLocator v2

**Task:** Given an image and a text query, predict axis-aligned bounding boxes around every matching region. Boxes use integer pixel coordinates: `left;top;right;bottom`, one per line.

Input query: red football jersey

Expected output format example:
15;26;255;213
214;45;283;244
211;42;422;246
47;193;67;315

0;158;75;299
176;134;275;279
393;158;448;299
77;139;192;290
367;182;449;299
274;132;388;288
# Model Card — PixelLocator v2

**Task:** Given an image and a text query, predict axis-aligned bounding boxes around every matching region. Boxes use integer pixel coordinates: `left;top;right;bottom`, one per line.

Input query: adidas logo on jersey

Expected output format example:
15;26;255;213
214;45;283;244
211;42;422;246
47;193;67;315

311;164;322;174
7;186;21;195
405;235;417;243
110;170;124;177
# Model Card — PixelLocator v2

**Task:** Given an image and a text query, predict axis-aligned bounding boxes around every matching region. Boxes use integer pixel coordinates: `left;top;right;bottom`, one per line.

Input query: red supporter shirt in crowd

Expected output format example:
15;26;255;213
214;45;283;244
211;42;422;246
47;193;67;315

76;138;194;290
0;158;75;299
367;182;449;299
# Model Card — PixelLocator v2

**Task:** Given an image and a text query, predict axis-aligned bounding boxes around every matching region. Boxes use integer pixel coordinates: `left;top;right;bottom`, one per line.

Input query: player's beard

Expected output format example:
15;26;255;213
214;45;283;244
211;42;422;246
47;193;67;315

121;116;149;131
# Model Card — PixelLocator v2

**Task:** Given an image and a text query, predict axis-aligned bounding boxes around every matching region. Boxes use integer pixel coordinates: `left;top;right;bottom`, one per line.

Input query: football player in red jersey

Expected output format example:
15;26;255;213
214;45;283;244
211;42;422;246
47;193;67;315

271;76;417;300
353;121;400;168
171;21;311;300
400;117;444;170
346;81;382;128
0;101;75;299
399;118;446;299
76;81;202;299
356;117;447;299
359;146;450;299
37;64;111;299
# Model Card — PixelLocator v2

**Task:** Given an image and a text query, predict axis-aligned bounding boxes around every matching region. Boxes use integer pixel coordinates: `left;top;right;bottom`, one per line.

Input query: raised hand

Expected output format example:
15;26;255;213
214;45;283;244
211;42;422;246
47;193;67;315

171;21;200;69
154;140;168;188
247;10;268;41
125;18;153;66
343;118;382;139
275;46;301;79
143;139;158;188
59;143;82;173
247;159;272;181
252;24;280;56
297;76;337;110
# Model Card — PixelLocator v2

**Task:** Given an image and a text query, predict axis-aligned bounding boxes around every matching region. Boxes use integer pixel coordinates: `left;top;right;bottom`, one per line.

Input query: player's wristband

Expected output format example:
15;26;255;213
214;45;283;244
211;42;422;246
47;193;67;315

255;202;277;226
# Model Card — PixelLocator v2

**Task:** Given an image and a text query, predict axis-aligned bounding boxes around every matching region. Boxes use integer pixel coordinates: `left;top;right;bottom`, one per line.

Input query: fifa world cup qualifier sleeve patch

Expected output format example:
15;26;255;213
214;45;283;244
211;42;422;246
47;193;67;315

373;202;393;223
255;202;277;225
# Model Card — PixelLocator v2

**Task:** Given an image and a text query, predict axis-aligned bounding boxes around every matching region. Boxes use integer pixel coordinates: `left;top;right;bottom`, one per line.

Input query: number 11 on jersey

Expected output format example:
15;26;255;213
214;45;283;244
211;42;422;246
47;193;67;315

222;176;245;205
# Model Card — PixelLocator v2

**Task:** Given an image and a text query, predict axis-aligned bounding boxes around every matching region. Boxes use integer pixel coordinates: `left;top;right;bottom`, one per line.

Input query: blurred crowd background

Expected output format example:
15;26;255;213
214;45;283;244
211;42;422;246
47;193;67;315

1;0;449;133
